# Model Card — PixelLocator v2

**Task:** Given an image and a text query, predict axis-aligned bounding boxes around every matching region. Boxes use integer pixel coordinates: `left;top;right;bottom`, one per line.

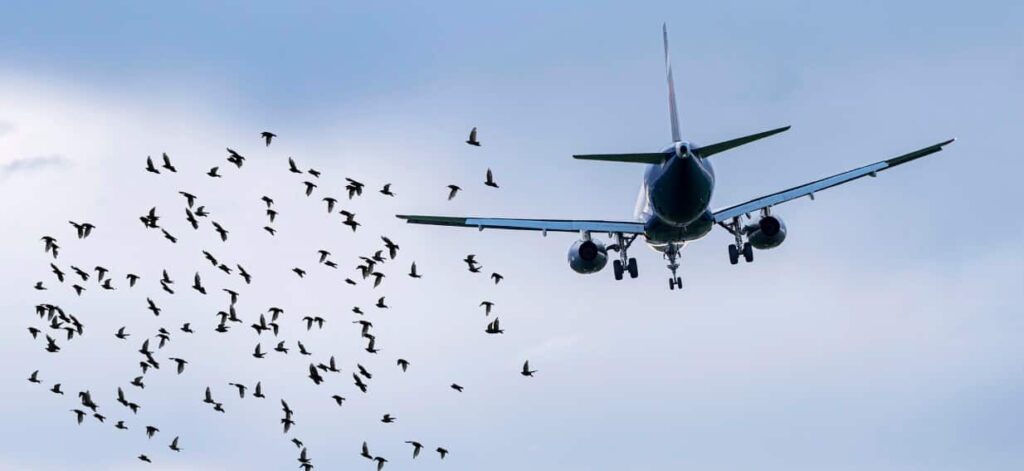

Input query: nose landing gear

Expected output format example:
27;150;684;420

665;242;682;290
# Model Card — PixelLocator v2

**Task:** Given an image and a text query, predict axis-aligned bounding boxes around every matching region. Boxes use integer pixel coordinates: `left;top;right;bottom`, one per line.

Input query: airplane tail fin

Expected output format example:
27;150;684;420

663;23;681;144
694;126;791;158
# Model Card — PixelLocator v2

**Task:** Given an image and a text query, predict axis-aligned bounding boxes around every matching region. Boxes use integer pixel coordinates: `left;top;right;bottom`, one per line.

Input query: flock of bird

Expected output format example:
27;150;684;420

27;127;537;469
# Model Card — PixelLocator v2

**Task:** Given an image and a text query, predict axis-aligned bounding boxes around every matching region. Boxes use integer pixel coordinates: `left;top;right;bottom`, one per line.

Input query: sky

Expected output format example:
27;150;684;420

1;1;1022;470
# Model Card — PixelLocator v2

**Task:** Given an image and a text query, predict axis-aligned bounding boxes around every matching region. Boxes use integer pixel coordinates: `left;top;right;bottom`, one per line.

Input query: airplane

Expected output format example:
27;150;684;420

397;25;954;291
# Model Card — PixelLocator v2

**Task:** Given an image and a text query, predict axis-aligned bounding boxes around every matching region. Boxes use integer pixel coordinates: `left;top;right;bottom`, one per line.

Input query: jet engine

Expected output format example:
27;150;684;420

744;215;787;250
567;238;608;274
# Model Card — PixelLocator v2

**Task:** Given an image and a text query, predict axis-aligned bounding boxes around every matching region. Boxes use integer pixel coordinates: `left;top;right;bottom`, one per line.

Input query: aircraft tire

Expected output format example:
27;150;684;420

627;258;638;278
742;242;754;263
613;260;624;281
728;244;739;265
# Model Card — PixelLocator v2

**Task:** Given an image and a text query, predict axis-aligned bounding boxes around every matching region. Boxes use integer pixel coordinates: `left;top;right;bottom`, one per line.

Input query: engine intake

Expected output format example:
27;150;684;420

568;239;608;274
744;215;787;250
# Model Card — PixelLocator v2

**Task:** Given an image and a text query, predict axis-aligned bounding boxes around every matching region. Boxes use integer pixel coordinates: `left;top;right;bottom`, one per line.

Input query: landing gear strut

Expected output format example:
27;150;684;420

722;216;754;265
665;243;683;290
610;233;638;281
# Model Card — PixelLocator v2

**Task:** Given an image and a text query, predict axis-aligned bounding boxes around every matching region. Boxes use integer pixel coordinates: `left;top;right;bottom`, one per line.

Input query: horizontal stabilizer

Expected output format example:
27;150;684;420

695;125;791;158
572;153;666;164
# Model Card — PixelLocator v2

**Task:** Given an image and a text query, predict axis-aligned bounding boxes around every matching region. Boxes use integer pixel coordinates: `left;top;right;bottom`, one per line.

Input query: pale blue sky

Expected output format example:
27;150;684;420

0;1;1022;470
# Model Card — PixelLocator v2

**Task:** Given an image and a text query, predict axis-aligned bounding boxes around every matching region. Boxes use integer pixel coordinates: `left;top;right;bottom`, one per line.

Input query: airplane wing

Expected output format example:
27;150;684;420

712;139;955;223
395;215;645;234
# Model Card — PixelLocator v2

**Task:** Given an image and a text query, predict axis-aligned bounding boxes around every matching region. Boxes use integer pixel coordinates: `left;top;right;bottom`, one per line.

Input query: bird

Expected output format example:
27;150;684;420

138;454;151;463
297;341;312;356
361;442;373;460
521;360;537;377
192;273;206;294
447;184;462;200
288;157;302;173
308;364;324;385
381;236;399;259
381;414;396;423
145;156;160;174
480;301;494;316
180;323;194;333
484;168;499;187
380;184;395;197
169;357;187;375
237;265;252;284
253;382;265;399
252;343;266;359
264;226;276;236
69;221;95;239
145;425;159;439
485;317;504;334
27;327;41;339
466;127;481;146
436;447;449;459
28;370;42;383
45;335;60;352
226;148;245;168
51;383;63;394
408;262;422;278
211;221;229;241
71;409;86;424
115;420;127;430
405;441;423;458
185;209;199;229
303;181;317;196
169;436;182;452
292;267;306;278
331;395;346;406
33;281;45;290
179;191;197;207
450;383;464;392
261;131;276;146
161;153;177;172
374;456;388;471
491;272;504;284
207;166;221;178
161;229;178;243
146;298;161;316
50;263;65;282
308;168;321;178
126;273;140;287
322;197;337;213
352;374;368;393
376;297;388;309
228;382;247;398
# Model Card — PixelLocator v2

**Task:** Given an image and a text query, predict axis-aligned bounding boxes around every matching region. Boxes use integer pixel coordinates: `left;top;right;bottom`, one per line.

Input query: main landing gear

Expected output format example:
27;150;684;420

609;233;638;281
722;216;754;265
665;242;683;290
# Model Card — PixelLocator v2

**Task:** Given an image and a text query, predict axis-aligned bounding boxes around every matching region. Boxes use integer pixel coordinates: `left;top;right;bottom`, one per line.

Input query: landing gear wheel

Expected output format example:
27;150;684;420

627;258;638;279
742;242;754;263
668;277;682;290
613;260;624;281
728;244;739;265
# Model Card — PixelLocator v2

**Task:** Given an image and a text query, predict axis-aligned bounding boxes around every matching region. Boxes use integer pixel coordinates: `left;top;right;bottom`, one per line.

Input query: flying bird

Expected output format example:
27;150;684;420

145;156;160;174
491;272;504;284
405;441;423;458
447;184;461;200
288;157;302;173
484;168;499;188
226;148;245;168
436;447;449;459
380;184;395;196
408;262;422;278
450;383;464;393
207;166;221;178
466;127;480;146
161;153;177;172
261;131;276;146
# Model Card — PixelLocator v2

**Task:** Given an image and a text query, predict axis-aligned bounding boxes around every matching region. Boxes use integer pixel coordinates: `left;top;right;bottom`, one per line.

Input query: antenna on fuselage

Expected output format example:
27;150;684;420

663;23;681;144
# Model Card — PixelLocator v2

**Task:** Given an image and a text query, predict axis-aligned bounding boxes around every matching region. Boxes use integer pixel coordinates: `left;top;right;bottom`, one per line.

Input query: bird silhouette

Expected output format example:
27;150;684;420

380;184;395;197
288;157;302;173
484;168;499;188
466;127;481;146
226;148;245;168
145;156;160;174
450;383;464;392
169;436;182;452
437;447;449;459
207;166;222;178
485;317;504;334
161;153;177;172
447;184;462;200
480;301;494;316
28;370;42;383
491;272;504;284
405;441;423;458
303;181;317;196
261;131;276;146
521;360;537;377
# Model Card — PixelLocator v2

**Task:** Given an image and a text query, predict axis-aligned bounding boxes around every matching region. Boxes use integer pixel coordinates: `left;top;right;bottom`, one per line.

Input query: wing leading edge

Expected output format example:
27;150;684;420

395;215;645;235
712;138;955;223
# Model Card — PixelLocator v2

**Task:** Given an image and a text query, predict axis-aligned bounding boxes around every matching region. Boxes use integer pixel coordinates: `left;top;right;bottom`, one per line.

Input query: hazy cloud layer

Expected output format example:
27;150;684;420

0;155;69;179
0;2;1021;470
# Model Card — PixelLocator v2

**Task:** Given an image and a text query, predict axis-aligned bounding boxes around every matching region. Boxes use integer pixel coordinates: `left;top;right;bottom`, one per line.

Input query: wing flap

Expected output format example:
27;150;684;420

712;138;955;223
396;215;646;234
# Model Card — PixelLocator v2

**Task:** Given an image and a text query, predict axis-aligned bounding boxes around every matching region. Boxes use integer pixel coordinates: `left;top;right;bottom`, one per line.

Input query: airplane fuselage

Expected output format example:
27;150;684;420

636;145;716;249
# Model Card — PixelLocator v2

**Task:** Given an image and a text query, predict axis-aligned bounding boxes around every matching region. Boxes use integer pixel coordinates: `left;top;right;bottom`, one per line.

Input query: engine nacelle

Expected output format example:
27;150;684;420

567;238;608;274
744;215;787;250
